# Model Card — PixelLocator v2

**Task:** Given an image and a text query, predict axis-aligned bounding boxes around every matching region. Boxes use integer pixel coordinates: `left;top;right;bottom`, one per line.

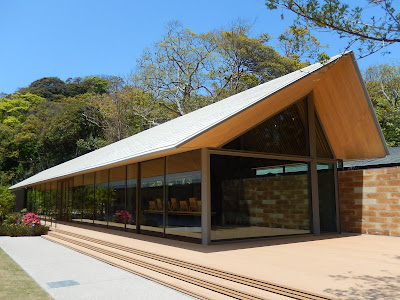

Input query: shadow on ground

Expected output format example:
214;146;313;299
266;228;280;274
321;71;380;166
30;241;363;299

325;273;400;300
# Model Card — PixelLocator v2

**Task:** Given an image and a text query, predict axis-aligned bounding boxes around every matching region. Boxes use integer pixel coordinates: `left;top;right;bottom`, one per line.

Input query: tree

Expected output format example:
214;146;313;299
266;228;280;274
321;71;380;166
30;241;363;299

37;95;105;166
0;93;45;183
19;77;67;100
364;63;400;146
65;76;110;96
135;21;218;116
214;23;306;97
278;25;328;62
265;0;400;58
0;185;15;220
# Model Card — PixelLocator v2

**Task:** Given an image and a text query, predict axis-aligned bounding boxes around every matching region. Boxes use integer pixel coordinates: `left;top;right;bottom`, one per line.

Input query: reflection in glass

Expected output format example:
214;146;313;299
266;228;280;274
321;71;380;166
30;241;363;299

318;163;337;232
61;179;73;221
126;164;137;232
94;170;109;226
211;154;311;241
315;112;333;158
38;184;46;222
27;188;37;214
140;158;164;235
71;175;84;223
166;151;201;239
223;99;309;156
47;181;58;223
108;166;126;230
82;173;95;224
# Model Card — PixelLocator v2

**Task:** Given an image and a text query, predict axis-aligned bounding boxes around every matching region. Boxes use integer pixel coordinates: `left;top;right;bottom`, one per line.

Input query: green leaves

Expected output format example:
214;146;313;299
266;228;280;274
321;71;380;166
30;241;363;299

365;63;400;146
265;0;400;58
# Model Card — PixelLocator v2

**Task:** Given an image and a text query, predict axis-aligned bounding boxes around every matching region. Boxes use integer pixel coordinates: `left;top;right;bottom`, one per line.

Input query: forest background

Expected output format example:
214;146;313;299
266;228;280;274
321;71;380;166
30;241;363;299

1;0;400;190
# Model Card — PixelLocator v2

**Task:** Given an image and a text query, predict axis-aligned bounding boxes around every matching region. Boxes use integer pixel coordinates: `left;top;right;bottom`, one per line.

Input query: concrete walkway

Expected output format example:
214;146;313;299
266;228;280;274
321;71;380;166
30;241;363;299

0;236;195;300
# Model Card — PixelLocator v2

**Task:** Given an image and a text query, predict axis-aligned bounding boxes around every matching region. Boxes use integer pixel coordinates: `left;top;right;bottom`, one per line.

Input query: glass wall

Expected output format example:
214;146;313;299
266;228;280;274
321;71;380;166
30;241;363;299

23;149;337;243
166;151;201;239
126;164;137;232
140;158;165;235
108;166;126;229
210;154;311;241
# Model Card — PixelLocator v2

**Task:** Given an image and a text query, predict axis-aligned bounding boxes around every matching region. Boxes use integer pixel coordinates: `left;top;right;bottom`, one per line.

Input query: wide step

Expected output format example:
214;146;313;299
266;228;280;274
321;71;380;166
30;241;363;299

43;229;335;300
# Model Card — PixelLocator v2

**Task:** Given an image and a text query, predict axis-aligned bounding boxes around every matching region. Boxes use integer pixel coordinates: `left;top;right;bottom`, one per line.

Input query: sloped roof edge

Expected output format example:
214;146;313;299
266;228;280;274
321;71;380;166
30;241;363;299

349;52;389;156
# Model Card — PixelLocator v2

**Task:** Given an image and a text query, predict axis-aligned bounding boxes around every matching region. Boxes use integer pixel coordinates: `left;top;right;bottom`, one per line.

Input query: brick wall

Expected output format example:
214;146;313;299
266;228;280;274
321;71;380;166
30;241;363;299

339;166;400;237
221;174;310;230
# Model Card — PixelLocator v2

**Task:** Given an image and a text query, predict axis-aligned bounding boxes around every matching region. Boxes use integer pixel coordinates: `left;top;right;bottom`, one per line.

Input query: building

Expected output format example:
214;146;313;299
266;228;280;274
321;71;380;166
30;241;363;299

10;52;388;245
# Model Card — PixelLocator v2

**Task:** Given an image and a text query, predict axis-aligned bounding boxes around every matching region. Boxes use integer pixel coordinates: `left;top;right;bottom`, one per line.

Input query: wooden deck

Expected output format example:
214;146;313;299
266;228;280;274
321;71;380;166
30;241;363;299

42;222;400;299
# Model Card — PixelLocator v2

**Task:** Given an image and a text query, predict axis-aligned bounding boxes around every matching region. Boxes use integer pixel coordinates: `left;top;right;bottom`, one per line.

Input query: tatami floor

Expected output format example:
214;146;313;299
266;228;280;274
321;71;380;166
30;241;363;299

47;221;400;299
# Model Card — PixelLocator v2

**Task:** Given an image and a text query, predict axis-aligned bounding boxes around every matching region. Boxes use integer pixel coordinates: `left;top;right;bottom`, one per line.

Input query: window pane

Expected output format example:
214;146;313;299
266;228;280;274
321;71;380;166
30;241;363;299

318;163;337;232
108;166;127;230
126;164;137;232
94;170;109;226
166;151;201;240
82;173;95;225
211;154;311;241
72;175;84;223
315;112;333;158
140;158;164;235
223;99;309;156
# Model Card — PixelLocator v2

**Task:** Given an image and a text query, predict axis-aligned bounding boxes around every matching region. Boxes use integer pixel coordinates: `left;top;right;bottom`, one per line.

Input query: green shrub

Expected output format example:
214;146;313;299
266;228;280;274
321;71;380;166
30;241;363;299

0;185;15;220
0;224;49;237
3;212;23;225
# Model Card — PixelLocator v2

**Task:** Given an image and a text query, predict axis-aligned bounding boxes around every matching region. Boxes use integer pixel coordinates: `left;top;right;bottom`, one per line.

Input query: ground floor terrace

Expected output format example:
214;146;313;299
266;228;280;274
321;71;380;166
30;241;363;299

28;221;400;299
26;147;339;245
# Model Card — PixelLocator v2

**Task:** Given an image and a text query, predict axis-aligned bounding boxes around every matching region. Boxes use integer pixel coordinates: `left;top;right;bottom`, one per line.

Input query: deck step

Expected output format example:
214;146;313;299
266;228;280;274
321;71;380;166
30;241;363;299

42;229;335;300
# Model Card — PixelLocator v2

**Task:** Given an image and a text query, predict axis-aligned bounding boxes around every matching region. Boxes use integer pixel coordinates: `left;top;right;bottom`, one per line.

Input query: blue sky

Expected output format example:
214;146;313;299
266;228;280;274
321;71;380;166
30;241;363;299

1;0;399;94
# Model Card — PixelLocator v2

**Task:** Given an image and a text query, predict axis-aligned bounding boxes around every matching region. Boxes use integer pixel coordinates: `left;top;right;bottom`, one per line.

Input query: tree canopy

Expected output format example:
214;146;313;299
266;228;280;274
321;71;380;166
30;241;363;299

265;0;400;58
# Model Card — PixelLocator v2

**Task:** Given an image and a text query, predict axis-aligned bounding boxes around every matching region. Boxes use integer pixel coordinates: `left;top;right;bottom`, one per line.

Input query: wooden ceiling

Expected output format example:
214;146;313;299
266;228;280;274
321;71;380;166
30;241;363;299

180;53;387;160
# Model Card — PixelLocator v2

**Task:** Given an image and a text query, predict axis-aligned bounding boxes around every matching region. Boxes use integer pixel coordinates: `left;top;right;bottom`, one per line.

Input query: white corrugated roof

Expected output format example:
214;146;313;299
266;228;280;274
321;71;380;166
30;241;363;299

10;54;345;189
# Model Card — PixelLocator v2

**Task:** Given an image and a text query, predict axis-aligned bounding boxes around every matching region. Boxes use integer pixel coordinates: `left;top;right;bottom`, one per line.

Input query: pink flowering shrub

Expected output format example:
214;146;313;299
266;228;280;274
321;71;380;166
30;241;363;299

114;210;132;223
23;212;41;226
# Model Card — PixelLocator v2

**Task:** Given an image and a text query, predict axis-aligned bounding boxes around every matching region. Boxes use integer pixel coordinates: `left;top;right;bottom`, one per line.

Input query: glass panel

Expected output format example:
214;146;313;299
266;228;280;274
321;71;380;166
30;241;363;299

166;151;201;240
43;183;52;225
71;175;84;222
140;158;165;235
27;188;36;213
94;170;109;226
59;179;73;221
211;154;311;241
126;164;137;232
108;166;127;230
318;163;337;232
223;99;309;156
315;112;333;158
48;181;58;222
56;181;62;220
38;183;46;221
82;173;95;225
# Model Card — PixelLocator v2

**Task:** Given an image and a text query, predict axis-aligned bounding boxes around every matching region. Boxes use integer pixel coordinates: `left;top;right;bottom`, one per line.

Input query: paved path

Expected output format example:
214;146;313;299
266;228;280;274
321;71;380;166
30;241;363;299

0;236;195;300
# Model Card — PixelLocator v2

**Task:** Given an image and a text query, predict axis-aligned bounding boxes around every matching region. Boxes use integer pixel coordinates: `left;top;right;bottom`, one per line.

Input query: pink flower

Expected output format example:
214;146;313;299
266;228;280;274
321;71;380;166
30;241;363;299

23;212;41;226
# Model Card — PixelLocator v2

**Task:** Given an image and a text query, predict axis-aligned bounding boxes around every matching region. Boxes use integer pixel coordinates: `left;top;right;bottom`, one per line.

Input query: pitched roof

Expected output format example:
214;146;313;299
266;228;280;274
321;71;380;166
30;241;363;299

344;147;400;169
10;52;387;189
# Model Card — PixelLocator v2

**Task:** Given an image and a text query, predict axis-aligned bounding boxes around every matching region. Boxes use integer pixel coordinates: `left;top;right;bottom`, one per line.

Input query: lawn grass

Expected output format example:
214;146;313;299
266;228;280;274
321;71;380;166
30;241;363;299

0;247;52;300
